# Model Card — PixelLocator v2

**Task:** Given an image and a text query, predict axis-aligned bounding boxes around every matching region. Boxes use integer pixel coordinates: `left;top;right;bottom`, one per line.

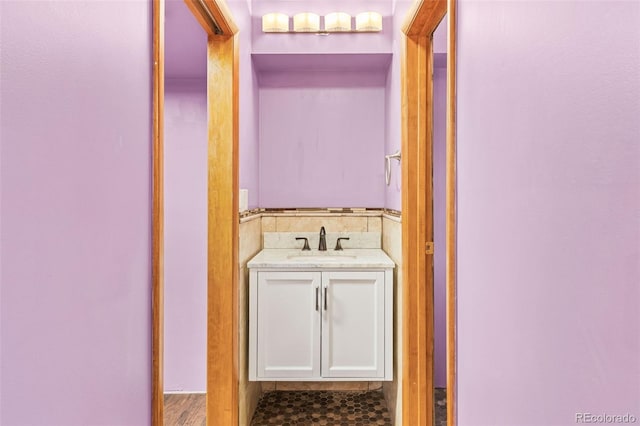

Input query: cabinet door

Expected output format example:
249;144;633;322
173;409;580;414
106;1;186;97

321;271;385;378
257;271;321;378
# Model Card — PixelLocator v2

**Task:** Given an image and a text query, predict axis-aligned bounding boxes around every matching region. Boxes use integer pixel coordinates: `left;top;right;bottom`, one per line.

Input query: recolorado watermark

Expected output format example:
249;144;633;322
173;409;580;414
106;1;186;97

576;413;638;424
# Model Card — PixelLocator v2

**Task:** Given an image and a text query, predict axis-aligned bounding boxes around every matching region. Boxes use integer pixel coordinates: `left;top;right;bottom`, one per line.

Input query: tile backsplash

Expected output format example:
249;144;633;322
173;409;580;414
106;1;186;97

263;232;381;250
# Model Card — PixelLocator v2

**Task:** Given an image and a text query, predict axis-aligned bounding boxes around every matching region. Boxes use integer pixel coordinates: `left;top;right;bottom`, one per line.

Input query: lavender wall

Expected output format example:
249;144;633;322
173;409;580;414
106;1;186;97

166;0;259;208
232;0;261;209
163;79;207;392
165;0;207;79
383;5;448;387
384;6;447;212
456;1;640;424
433;66;447;389
0;1;152;424
162;0;259;392
258;71;387;208
383;0;411;211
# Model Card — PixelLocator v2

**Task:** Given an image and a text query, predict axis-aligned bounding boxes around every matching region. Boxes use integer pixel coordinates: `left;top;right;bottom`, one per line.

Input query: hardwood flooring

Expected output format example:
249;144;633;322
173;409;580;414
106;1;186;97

164;393;206;426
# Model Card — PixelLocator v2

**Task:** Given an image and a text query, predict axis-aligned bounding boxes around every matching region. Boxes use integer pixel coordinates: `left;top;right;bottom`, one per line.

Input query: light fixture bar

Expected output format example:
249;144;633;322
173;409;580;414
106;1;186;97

356;12;383;32
262;13;289;32
325;12;352;32
261;12;383;33
293;12;320;32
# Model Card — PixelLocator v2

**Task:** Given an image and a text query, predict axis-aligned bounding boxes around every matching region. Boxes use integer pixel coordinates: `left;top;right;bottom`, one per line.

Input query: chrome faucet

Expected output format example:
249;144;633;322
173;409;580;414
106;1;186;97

318;226;327;251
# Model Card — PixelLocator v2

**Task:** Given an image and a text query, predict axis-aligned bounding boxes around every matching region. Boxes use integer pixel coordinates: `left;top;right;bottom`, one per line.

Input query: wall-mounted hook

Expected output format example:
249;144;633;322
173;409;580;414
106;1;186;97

385;150;401;185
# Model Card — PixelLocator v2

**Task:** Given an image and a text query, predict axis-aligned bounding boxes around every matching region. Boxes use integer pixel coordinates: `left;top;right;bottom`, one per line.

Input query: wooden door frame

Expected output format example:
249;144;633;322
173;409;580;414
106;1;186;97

152;0;239;424
401;0;457;425
153;0;457;424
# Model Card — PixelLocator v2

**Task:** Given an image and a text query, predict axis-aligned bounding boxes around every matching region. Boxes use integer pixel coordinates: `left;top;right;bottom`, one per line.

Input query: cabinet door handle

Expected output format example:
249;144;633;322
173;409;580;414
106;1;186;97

324;286;328;311
315;286;319;311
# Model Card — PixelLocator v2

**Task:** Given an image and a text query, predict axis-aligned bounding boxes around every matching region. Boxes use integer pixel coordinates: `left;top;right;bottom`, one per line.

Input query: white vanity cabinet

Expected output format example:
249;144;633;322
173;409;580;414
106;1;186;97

255;271;322;379
248;254;394;382
321;271;387;379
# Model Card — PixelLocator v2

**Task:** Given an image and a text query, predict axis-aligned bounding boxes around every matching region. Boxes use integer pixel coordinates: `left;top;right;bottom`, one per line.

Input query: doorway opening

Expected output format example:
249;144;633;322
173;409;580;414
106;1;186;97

152;0;239;424
400;0;457;424
151;0;457;424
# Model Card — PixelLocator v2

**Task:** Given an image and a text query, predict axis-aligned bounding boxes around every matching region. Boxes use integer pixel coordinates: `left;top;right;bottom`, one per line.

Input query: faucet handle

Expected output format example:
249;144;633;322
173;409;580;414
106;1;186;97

334;237;350;251
295;237;311;251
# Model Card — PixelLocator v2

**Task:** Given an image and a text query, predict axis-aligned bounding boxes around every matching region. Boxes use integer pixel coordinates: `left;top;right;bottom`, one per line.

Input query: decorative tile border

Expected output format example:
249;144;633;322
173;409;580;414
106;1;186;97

240;207;402;223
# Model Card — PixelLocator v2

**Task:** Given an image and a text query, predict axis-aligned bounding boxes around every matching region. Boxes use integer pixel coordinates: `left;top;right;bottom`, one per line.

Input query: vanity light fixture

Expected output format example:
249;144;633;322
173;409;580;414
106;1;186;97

324;12;352;32
261;11;382;34
356;12;383;32
262;12;289;32
293;12;320;32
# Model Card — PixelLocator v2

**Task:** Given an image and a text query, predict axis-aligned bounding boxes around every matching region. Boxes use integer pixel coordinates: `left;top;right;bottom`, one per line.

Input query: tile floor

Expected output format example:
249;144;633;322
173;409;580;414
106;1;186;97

251;388;447;425
435;388;447;426
251;390;392;425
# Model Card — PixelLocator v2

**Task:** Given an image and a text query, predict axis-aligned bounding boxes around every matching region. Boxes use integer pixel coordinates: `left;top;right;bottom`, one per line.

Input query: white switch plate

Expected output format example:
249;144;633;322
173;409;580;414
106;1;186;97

239;189;248;212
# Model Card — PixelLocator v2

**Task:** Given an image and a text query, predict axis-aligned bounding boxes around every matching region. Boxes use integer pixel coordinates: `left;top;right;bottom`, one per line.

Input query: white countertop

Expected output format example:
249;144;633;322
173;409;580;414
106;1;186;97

247;249;395;269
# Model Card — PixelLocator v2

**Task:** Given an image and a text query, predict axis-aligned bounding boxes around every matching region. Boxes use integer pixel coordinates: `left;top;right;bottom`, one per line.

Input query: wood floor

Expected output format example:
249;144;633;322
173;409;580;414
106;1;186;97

164;393;205;426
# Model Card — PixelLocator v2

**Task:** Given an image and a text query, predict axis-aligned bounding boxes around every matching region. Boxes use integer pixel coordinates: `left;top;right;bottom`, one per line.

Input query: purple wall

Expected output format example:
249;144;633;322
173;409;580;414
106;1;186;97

258;71;387;208
433;66;447;389
384;6;447;212
162;0;258;392
382;3;447;386
0;1;152;424
383;0;412;211
232;0;261;209
163;79;207;392
456;1;640;424
165;0;259;208
165;0;207;79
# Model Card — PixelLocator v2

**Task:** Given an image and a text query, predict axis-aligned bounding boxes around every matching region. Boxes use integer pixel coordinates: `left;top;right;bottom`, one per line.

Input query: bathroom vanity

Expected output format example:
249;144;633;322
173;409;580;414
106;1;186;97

247;233;394;382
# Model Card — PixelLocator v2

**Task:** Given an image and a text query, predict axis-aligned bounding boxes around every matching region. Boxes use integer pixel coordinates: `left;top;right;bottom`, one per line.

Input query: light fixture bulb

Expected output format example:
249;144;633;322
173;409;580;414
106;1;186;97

324;12;351;32
293;12;320;32
356;12;383;32
262;13;289;32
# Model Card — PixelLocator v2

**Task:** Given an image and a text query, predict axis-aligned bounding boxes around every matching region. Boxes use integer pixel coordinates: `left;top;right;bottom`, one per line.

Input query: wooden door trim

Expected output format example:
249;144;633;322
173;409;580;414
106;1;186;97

152;0;239;424
401;31;433;425
445;2;458;424
151;0;165;424
205;32;240;425
184;0;238;36
401;0;456;425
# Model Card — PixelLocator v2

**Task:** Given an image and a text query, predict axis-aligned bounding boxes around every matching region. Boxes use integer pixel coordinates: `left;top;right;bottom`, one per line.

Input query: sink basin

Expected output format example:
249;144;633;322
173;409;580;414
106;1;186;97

287;254;357;262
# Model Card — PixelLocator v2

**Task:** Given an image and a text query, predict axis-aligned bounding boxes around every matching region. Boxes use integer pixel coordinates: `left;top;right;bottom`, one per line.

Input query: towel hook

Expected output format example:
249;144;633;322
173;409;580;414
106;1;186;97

385;150;401;185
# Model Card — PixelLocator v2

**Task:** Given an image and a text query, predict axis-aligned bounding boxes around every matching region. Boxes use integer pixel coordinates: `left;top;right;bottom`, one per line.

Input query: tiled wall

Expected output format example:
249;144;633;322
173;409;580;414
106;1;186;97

239;216;263;425
381;214;403;425
261;214;381;233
